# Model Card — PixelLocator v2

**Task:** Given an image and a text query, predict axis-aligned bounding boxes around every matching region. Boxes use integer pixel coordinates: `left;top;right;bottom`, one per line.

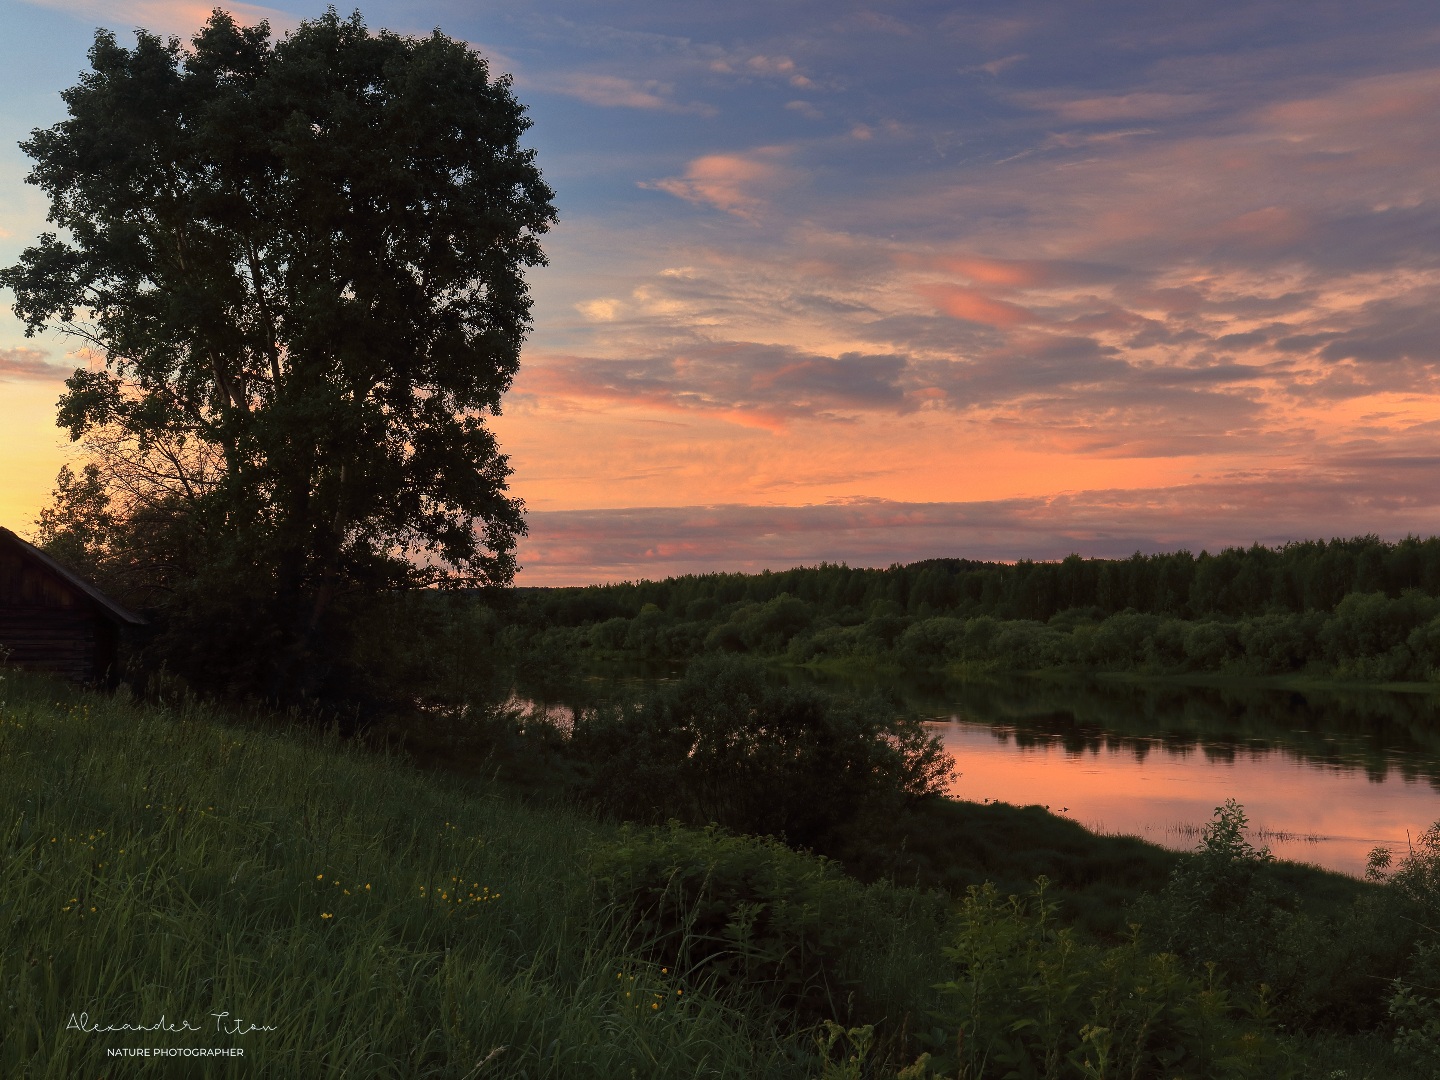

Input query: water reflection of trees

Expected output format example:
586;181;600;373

528;662;1440;790
771;669;1440;789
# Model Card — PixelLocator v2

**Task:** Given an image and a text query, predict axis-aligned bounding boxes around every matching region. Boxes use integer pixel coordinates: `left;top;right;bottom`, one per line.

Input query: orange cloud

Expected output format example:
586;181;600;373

1207;206;1311;251
511;468;1440;585
644;150;792;218
915;284;1042;327
0;346;69;382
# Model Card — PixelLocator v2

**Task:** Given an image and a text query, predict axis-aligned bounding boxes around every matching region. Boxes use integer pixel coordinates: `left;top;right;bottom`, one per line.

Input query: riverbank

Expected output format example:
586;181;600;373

6;667;1430;1077
793;653;1440;695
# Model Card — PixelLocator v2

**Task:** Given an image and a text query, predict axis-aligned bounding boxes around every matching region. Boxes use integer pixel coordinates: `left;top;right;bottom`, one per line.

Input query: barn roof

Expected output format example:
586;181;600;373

0;526;146;625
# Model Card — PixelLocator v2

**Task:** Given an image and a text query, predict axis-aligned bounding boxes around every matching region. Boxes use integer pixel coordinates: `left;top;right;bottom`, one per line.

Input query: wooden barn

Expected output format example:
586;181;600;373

0;526;145;682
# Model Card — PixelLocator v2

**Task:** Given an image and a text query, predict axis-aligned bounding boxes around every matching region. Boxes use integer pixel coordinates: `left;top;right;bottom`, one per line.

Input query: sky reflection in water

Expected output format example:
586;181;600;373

933;718;1440;877
537;665;1440;879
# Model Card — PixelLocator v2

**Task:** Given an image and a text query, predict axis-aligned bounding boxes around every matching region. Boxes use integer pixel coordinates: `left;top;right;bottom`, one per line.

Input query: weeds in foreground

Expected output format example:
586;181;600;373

0;672;794;1078
0;668;1429;1079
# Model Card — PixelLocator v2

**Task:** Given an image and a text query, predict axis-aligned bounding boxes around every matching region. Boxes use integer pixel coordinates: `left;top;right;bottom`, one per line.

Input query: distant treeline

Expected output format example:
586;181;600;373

488;536;1440;681
520;536;1440;623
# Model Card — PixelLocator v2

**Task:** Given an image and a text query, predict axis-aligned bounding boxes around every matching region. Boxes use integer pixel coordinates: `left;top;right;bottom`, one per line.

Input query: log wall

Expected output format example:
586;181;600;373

0;544;113;681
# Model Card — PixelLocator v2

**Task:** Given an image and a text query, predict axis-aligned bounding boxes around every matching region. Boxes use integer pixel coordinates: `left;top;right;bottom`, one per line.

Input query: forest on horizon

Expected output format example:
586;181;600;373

485;534;1440;682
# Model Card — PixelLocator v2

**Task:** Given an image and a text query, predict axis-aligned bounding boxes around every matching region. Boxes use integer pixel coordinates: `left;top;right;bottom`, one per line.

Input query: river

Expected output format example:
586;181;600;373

526;665;1440;878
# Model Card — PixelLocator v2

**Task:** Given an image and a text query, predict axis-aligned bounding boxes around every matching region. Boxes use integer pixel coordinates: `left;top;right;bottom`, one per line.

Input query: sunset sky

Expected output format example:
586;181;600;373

3;1;1440;583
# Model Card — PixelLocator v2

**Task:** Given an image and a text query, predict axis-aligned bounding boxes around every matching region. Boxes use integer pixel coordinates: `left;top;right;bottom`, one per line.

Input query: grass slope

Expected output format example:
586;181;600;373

0;670;810;1078
1;668;1417;1079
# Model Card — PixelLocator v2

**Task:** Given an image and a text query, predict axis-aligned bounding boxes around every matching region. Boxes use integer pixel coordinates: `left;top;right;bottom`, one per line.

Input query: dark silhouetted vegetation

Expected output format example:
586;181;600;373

565;654;954;848
7;9;554;703
477;537;1440;685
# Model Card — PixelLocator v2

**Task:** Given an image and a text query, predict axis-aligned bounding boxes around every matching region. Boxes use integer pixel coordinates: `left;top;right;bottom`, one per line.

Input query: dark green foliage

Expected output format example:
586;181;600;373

590;823;947;1030
567;655;954;847
824;798;1179;939
491;538;1440;682
4;670;860;1078
1132;802;1420;1034
31;463;113;578
1133;800;1287;975
6;9;555;701
4;661;1427;1077
512;535;1440;627
911;879;1298;1080
1368;824;1440;1072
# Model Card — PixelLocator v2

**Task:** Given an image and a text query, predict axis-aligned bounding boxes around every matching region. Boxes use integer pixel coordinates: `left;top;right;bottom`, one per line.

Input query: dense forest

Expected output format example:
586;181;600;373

484;536;1440;682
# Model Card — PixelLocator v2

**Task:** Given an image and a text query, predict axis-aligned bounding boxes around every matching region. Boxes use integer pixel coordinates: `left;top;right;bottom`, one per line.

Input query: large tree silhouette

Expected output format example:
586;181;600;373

2;9;556;697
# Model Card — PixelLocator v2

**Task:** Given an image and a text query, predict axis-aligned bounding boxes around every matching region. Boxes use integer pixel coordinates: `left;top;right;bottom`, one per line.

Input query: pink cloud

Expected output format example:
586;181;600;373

0;347;68;383
914;284;1042;327
537;72;714;114
1017;90;1212;122
504;58;1440;570
1204;206;1312;251
643;150;793;217
518;344;909;429
22;0;296;36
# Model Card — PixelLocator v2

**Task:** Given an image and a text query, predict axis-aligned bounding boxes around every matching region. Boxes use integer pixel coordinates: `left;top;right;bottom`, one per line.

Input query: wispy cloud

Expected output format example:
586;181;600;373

521;344;909;429
518;469;1440;584
0;347;68;383
532;72;716;114
1015;91;1213;122
642;148;795;217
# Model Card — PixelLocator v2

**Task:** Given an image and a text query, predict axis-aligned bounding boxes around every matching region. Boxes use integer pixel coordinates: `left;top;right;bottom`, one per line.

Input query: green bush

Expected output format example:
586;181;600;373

589;822;935;1028
622;603;672;655
1182;620;1236;670
1133;801;1416;1034
898;617;968;667
1406;614;1440;677
990;620;1069;669
909;878;1295;1079
1369;822;1440;1071
1320;590;1440;678
1082;612;1162;668
589;615;630;650
1132;800;1288;976
1144;616;1188;669
567;655;954;847
1236;612;1321;674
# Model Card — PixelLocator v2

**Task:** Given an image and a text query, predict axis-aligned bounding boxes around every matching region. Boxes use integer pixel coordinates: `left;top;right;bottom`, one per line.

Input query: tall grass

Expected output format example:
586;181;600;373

0;670;806;1078
2;668;1424;1078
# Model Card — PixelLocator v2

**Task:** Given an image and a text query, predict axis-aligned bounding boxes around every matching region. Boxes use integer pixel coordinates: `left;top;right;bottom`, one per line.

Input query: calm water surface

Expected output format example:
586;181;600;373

933;719;1438;875
836;673;1440;876
541;666;1440;877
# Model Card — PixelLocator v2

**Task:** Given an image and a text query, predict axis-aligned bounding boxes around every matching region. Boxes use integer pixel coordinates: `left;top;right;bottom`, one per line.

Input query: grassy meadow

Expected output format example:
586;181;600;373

1;664;1433;1078
0;668;835;1077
